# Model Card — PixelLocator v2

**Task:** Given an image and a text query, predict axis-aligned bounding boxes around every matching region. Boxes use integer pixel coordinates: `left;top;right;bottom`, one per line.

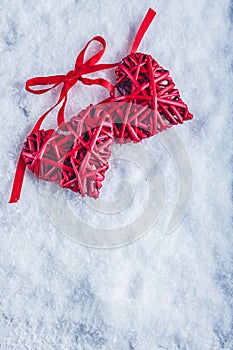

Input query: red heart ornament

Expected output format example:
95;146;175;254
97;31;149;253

22;106;114;198
109;52;193;143
9;8;194;204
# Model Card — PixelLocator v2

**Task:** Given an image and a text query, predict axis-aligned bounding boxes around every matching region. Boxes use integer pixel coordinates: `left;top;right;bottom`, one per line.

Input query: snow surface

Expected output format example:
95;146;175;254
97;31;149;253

0;0;232;349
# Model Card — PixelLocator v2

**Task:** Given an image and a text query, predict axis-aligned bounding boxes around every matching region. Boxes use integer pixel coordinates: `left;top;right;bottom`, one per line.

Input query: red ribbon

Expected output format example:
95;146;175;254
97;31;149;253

27;36;119;133
9;36;118;203
98;8;156;106
130;8;156;54
9;8;156;203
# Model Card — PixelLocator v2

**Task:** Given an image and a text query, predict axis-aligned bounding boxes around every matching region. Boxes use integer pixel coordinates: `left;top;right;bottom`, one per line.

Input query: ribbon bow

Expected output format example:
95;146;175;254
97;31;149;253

9;36;119;203
26;35;119;133
9;8;156;203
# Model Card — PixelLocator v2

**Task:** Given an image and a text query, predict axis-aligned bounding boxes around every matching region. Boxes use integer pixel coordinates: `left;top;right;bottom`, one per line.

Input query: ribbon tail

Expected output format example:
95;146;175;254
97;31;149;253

130;8;156;54
9;152;26;203
8;95;66;204
57;95;68;129
32;91;67;133
9;35;120;204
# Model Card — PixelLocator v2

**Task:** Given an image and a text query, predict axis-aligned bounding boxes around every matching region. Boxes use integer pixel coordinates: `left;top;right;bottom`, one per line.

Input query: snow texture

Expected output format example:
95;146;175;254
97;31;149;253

0;0;232;349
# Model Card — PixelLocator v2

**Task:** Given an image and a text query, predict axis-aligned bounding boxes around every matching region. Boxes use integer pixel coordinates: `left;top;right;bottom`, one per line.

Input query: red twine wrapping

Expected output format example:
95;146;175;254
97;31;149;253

9;8;193;203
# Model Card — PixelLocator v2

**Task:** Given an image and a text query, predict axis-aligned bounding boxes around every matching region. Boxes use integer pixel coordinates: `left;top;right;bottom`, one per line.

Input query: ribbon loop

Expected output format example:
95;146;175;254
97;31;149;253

9;8;157;204
9;36;118;204
76;36;106;68
25;35;118;130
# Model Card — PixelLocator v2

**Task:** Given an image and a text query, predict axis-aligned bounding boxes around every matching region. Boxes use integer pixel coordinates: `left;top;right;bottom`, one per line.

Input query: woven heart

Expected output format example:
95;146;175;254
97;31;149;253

9;8;194;204
110;52;193;143
22;106;114;198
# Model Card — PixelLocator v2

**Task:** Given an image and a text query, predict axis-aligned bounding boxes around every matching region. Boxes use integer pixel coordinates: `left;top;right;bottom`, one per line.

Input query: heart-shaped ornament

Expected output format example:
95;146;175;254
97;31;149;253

109;52;193;143
9;8;194;204
22;106;114;198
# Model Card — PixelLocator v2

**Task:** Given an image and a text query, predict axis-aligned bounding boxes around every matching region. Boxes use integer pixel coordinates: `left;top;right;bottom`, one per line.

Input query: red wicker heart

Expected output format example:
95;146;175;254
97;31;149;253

109;52;193;143
9;9;195;204
22;106;114;198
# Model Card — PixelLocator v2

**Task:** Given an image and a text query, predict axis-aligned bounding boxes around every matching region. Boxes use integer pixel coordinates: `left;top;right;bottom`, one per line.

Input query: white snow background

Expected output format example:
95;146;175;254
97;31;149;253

0;0;232;349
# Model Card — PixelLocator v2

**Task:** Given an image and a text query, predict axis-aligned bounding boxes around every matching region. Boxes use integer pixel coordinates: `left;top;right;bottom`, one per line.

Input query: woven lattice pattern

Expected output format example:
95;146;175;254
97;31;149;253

22;106;114;198
111;52;193;143
21;54;193;198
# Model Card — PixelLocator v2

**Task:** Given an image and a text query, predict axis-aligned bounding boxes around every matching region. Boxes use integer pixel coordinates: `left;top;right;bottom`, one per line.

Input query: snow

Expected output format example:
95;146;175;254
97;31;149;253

0;0;232;349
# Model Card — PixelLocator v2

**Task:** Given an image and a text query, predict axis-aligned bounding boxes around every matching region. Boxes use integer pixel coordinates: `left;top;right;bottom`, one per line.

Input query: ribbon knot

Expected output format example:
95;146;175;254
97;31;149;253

25;35;119;133
9;8;157;203
66;70;79;81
